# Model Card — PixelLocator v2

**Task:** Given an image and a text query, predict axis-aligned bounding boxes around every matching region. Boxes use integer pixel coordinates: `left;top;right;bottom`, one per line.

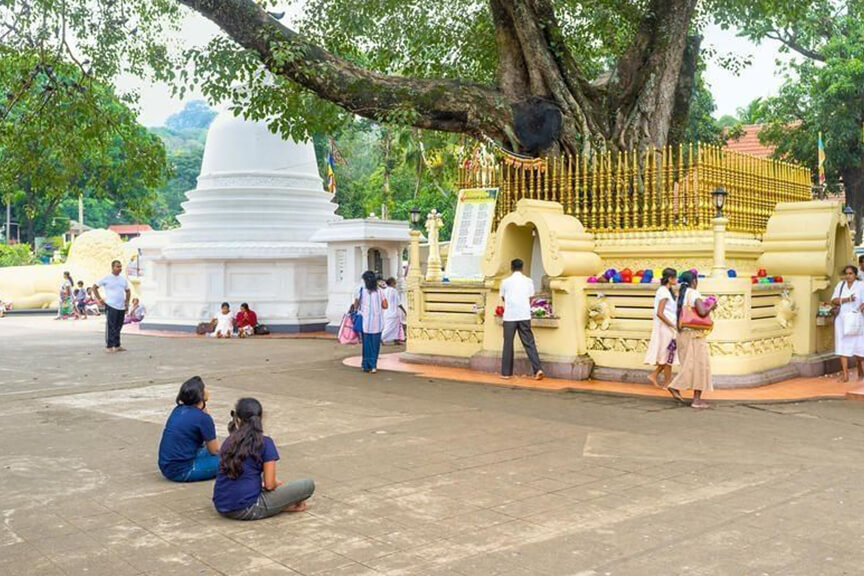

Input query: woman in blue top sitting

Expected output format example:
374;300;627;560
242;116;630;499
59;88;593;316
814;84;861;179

213;397;315;521
158;376;220;482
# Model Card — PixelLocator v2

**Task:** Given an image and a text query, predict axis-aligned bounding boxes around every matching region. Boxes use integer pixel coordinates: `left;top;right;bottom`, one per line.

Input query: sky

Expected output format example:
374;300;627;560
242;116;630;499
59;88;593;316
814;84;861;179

123;10;792;128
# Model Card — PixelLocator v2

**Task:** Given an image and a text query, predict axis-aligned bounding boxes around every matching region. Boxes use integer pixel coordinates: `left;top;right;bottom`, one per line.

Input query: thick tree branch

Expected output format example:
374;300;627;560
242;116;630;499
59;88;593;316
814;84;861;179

765;28;826;62
177;0;514;140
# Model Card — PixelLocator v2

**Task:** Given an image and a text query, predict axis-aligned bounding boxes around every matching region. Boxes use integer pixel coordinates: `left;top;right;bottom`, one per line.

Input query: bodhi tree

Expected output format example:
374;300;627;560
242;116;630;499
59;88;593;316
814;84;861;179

1;0;814;156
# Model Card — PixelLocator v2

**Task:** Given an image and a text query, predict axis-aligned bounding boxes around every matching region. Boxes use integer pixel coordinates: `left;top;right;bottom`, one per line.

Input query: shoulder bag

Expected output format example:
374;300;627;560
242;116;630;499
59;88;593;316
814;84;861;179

679;292;713;330
351;289;364;333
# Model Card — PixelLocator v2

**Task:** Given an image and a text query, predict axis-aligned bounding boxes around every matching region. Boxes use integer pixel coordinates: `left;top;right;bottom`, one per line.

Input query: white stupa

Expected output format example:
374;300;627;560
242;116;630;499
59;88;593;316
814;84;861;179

138;111;337;332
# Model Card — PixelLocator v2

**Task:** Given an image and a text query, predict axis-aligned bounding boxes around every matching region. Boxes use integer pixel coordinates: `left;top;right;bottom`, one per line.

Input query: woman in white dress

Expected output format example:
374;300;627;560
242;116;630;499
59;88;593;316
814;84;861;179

644;268;678;390
381;277;405;344
831;265;864;382
212;302;234;339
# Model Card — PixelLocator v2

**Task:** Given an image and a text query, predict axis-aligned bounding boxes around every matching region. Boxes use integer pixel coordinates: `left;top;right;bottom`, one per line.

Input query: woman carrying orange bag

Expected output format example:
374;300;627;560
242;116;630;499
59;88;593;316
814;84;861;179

667;271;717;409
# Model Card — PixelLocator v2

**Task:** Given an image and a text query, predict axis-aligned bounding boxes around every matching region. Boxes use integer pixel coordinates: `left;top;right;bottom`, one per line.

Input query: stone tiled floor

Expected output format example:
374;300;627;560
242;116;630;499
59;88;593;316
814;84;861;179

2;318;864;575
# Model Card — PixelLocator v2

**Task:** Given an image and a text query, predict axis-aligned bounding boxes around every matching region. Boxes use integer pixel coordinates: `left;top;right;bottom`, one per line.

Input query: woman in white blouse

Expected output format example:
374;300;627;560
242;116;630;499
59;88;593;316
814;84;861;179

644;268;679;390
831;265;864;382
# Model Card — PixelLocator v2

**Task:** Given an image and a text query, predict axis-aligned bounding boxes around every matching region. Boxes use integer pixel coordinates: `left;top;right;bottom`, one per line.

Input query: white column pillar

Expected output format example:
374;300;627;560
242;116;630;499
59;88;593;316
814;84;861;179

711;217;729;279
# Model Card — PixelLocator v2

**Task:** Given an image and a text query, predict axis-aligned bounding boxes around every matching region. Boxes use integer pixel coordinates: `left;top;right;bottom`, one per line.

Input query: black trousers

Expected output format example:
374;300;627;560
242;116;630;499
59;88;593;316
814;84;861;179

502;320;542;376
105;305;124;348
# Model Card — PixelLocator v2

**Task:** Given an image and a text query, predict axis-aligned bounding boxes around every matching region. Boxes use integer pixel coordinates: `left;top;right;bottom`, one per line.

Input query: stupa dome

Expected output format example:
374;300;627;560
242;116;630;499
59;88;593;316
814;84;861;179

199;112;320;179
166;110;337;255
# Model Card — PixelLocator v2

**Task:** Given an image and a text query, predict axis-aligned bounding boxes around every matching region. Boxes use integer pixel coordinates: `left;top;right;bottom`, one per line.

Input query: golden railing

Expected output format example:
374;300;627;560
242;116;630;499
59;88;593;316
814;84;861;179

459;144;813;235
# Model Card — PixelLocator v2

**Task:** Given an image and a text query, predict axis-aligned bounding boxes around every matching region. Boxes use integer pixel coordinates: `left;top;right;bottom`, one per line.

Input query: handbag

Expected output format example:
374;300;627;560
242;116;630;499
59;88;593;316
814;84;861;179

338;313;360;344
842;310;863;336
253;323;270;335
679;293;713;330
351;289;364;333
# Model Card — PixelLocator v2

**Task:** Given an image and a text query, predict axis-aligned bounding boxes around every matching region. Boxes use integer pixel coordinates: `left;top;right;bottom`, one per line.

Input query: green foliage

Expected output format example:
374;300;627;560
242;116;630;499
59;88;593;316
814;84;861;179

320;120;461;240
0;243;36;267
684;68;725;146
0;49;170;244
725;3;864;202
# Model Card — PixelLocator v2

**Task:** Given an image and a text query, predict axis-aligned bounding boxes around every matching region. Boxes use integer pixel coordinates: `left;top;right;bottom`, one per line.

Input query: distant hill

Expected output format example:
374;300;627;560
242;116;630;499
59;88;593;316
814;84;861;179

165;100;217;131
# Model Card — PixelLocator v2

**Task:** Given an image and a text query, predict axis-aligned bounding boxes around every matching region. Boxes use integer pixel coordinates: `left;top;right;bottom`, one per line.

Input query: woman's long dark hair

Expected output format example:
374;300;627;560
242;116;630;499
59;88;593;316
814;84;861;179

220;397;264;480
676;270;697;322
660;268;677;289
362;270;378;291
176;376;206;406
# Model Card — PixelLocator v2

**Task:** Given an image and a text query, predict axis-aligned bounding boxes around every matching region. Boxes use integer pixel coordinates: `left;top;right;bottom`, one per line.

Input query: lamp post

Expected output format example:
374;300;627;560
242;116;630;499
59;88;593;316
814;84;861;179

710;187;730;279
407;207;422;289
844;205;855;242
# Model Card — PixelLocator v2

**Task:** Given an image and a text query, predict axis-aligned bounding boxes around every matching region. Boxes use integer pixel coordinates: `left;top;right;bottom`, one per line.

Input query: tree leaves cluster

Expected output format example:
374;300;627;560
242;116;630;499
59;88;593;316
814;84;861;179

0;48;170;245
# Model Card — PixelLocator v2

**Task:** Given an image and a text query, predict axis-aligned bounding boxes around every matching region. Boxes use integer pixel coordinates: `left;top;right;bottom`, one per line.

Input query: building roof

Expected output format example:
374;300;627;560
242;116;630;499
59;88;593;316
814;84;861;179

109;224;153;235
724;124;777;158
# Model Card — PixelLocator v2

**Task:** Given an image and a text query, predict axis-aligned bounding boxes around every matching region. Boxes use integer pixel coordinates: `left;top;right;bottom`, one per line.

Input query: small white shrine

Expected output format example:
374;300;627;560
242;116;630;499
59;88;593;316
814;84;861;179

309;218;412;331
138;110;337;332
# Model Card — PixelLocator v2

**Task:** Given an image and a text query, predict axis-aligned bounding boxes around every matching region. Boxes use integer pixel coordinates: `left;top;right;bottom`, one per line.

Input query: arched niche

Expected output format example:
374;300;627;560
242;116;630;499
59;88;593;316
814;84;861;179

482;199;602;279
758;201;853;277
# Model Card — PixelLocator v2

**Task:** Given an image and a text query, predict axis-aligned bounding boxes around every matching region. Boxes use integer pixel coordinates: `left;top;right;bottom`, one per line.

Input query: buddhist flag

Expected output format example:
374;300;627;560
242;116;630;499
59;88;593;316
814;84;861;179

326;151;336;194
818;132;826;185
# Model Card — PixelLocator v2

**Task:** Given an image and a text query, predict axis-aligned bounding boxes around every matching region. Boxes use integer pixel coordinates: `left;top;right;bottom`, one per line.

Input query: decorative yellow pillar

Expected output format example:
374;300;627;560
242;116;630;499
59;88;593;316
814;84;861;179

711;216;729;279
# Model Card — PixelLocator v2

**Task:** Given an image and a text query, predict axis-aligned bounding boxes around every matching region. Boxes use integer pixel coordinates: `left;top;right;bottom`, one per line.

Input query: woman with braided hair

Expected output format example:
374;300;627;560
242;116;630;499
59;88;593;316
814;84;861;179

667;271;716;408
213;398;314;520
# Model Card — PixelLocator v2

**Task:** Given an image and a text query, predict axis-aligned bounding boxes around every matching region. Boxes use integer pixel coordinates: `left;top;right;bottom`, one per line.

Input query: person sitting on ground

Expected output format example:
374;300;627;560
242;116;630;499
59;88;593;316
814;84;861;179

213;397;315;520
84;288;101;316
124;298;146;324
158;376;220;482
235;303;258;338
0;293;9;317
211;302;234;338
73;281;88;320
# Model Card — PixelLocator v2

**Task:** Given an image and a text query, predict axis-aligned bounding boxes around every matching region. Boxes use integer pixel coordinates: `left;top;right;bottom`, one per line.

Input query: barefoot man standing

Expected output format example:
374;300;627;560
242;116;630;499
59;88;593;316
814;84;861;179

93;260;131;352
500;258;544;381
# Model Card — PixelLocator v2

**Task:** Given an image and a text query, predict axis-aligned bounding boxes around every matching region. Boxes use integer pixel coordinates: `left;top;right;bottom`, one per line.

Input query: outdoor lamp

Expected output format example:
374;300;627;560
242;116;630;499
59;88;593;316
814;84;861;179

844;205;855;228
410;206;421;227
711;186;728;218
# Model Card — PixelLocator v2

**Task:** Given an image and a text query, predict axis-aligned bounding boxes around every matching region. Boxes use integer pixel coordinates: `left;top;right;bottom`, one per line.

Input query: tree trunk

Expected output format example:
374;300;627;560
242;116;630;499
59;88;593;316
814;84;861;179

381;129;392;211
841;166;864;244
178;0;701;155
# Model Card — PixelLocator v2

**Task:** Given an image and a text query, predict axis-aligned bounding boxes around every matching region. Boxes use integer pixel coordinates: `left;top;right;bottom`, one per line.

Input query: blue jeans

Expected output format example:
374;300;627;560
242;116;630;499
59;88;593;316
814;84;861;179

170;446;220;482
361;332;382;371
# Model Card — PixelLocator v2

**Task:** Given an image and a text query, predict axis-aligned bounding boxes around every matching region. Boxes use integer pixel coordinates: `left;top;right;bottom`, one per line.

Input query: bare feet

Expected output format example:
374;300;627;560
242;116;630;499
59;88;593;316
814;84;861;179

115;346;126;352
648;373;661;389
838;373;849;383
216;333;223;339
667;388;686;404
534;370;545;381
284;501;307;513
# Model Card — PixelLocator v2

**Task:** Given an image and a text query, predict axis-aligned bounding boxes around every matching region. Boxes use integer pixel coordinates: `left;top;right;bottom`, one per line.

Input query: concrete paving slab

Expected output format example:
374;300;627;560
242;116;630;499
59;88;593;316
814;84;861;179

3;317;864;575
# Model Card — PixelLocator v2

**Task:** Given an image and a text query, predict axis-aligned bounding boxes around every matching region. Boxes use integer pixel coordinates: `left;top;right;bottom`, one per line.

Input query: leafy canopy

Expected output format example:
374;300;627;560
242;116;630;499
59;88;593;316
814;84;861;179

0;48;169;243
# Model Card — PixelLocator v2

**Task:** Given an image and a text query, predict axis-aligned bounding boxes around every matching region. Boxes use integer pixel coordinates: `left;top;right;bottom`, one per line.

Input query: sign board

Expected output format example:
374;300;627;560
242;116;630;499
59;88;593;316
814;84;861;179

444;187;498;282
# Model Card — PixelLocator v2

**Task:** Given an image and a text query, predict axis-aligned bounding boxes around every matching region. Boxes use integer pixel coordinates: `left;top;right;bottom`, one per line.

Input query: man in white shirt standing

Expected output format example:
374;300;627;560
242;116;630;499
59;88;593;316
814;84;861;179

92;260;131;352
500;258;544;380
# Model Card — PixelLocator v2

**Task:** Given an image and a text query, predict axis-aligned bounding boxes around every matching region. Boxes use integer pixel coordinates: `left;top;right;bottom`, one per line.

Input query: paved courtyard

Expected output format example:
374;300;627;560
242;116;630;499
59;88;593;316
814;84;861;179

2;317;864;575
